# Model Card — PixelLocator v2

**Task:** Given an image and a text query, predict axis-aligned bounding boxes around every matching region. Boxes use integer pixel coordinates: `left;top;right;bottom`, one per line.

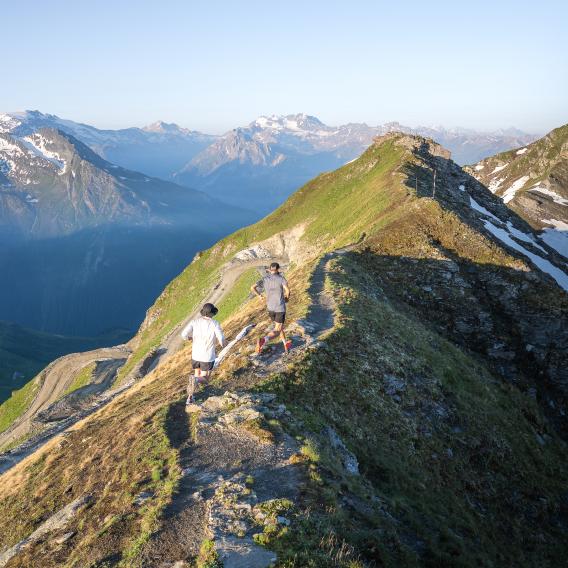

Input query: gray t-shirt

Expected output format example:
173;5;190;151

260;273;288;313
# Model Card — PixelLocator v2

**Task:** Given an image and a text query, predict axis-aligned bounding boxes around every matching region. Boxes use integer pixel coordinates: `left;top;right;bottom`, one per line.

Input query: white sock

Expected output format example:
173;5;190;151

264;335;270;343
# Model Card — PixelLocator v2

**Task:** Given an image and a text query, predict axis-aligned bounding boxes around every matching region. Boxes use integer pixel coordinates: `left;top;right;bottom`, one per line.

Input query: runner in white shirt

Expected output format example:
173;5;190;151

181;303;226;406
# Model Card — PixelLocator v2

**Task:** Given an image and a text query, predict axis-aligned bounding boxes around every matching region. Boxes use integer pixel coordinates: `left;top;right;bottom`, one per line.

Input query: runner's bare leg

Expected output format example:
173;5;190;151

266;322;283;341
267;322;289;352
188;368;202;400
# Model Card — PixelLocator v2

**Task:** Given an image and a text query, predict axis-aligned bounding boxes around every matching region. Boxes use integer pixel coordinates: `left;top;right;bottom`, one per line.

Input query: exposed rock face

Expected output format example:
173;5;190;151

374;132;452;160
137;392;300;567
361;132;568;435
0;495;91;567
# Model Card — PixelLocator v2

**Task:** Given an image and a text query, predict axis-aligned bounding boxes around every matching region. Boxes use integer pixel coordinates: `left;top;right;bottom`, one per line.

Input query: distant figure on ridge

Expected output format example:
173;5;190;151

181;303;226;408
251;262;292;354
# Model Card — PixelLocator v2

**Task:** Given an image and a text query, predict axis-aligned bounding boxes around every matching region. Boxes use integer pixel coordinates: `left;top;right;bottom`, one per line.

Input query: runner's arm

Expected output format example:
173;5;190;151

180;321;193;340
251;280;263;298
283;281;290;301
215;323;227;348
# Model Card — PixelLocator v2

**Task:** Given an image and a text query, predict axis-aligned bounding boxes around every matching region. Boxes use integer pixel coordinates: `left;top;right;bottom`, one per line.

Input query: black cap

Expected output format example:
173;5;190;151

200;303;218;317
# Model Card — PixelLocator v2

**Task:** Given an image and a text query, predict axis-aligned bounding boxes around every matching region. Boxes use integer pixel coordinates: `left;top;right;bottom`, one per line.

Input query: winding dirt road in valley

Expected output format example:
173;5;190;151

0;346;129;449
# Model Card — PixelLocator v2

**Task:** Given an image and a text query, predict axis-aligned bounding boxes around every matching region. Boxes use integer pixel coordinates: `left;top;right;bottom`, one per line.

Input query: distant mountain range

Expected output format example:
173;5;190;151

1;111;538;214
176;114;538;212
0;108;548;336
0;111;215;180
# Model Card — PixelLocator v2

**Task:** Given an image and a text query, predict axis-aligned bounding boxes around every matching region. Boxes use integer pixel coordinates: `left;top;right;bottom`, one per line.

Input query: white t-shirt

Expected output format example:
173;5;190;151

180;316;225;362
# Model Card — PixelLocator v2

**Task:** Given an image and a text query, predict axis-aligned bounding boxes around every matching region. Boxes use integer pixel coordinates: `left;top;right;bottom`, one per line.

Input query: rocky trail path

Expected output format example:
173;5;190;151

140;392;301;568
0;242;353;565
0;255;287;474
138;247;353;566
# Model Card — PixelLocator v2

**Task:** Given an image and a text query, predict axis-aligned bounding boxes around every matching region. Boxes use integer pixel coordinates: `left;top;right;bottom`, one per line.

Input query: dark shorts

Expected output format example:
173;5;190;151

269;311;286;324
192;359;215;371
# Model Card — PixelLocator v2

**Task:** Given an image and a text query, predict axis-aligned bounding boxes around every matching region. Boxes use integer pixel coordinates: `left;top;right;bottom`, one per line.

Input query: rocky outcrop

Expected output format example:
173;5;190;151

0;495;91;567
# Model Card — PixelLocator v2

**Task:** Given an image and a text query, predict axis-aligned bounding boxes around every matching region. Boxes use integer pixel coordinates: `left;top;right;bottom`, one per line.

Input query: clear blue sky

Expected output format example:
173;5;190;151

3;0;567;134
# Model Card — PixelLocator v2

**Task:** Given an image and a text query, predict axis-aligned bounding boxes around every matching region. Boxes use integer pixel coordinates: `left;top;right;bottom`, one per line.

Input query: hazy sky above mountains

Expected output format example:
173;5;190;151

3;0;567;134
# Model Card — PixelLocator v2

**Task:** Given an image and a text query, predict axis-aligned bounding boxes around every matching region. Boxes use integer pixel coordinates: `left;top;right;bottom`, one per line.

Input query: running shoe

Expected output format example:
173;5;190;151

284;340;292;353
256;337;266;354
186;395;195;406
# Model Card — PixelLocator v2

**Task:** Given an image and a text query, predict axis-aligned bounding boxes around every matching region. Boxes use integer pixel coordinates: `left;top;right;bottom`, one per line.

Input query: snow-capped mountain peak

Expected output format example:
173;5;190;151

142;121;194;135
251;113;328;133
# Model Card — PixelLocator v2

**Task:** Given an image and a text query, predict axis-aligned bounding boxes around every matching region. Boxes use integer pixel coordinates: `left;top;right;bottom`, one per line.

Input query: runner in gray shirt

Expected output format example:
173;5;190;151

251;262;292;353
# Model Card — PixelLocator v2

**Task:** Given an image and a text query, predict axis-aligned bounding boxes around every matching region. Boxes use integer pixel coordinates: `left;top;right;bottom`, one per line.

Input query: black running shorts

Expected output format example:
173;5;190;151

192;359;215;371
269;311;286;324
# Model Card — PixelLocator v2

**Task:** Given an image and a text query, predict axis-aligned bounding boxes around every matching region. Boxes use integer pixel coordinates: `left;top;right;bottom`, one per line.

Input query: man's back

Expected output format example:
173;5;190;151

262;273;287;313
181;316;224;362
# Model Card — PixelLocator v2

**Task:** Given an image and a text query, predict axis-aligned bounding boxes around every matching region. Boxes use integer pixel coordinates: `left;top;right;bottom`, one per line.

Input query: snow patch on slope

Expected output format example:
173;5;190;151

540;219;568;259
516;147;528;155
529;186;568;206
491;164;507;174
488;177;505;193
469;196;500;222
0;137;25;156
0;114;22;133
505;222;547;253
483;220;568;291
22;134;67;173
0;137;26;174
502;176;529;203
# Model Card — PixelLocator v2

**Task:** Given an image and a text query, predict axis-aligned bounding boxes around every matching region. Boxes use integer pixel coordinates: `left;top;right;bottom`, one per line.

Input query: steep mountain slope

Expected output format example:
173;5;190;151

0;127;240;238
0;133;566;567
176;114;537;213
0;111;215;179
467;124;568;258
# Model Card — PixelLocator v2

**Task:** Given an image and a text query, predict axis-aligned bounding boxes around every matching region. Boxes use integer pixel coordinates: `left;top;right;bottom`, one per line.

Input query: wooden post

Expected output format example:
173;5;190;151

433;169;437;198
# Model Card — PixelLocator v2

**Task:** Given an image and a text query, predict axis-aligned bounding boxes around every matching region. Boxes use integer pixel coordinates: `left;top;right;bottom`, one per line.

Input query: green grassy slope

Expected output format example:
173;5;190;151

117;139;407;382
0;379;39;436
216;267;260;323
63;362;96;396
259;251;568;567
